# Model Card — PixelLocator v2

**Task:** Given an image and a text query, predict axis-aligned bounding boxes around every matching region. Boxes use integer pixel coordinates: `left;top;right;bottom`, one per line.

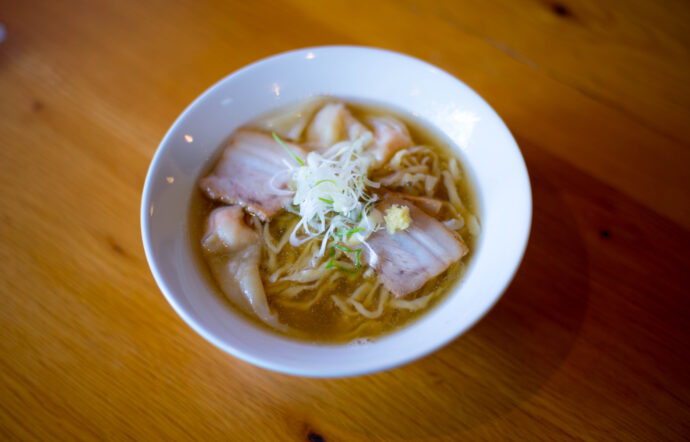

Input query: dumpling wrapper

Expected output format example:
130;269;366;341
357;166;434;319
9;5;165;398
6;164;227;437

202;206;285;330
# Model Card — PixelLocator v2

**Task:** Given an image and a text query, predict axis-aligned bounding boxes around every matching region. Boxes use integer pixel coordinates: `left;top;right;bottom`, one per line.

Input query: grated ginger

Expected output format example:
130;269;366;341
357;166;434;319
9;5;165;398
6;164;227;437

384;205;411;234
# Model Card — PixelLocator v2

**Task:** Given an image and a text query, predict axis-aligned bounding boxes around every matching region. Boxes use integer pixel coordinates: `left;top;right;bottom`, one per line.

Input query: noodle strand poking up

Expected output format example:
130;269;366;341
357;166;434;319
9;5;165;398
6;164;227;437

195;98;479;343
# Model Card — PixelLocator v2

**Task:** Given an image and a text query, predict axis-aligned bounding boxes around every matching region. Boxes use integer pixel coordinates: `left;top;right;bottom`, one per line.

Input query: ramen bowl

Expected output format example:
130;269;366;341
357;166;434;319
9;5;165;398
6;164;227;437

141;46;531;377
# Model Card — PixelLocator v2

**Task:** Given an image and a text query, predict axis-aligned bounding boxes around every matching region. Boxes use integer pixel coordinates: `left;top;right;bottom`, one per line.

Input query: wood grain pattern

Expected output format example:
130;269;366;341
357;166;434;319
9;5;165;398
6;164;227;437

1;0;689;440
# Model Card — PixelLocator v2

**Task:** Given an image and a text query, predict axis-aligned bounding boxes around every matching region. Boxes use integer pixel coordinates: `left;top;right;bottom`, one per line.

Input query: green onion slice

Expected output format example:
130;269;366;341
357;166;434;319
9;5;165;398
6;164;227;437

335;227;365;237
272;132;305;166
326;244;362;273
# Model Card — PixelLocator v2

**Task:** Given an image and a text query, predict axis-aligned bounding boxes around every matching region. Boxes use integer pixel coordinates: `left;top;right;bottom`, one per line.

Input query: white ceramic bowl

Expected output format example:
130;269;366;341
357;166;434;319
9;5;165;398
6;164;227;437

141;46;531;377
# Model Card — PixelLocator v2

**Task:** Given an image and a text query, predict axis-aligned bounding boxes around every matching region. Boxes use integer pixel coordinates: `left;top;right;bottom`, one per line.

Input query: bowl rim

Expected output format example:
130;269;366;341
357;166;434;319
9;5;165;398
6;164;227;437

141;45;532;377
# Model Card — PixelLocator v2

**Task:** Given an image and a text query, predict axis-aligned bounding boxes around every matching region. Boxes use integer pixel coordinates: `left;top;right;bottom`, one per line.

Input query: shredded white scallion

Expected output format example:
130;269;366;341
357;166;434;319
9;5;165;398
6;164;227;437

274;133;382;256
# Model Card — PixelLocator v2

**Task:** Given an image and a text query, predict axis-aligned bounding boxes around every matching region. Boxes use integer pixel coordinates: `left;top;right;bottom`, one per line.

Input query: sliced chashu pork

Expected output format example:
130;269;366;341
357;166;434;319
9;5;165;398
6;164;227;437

396;194;442;216
202;206;284;330
361;197;468;298
199;129;306;221
372;188;444;216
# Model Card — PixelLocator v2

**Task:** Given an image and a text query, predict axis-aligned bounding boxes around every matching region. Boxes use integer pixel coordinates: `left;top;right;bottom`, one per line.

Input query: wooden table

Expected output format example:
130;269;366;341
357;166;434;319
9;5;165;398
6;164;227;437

2;0;689;440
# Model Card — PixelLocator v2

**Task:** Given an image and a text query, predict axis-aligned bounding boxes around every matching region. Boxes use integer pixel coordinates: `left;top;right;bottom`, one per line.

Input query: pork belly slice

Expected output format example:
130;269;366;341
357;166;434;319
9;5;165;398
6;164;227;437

398;194;443;216
202;206;284;330
199;129;306;221
373;188;443;216
361;197;469;298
